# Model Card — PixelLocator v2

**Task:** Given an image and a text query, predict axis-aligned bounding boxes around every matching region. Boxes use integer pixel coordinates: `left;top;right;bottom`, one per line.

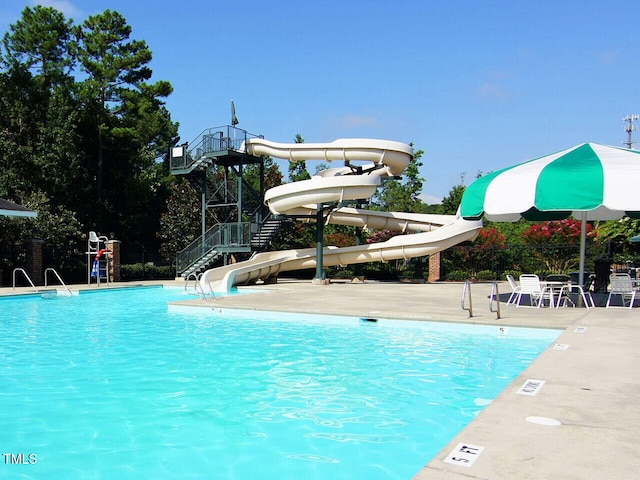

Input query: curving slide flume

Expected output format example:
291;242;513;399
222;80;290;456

200;138;483;292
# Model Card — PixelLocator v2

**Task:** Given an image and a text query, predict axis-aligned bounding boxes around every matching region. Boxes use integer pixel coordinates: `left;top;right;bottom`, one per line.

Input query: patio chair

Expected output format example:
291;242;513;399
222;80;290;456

557;275;596;309
606;273;637;309
506;274;521;305
515;274;555;308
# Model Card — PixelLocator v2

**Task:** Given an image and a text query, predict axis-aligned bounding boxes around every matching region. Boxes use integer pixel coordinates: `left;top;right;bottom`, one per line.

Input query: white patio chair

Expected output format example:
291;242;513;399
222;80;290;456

606;273;637;309
515;274;554;308
557;284;595;309
506;274;521;305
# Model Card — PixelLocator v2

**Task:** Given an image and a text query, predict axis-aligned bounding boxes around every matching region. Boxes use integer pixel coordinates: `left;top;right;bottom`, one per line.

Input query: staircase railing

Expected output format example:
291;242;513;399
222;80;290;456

176;222;252;274
171;125;264;171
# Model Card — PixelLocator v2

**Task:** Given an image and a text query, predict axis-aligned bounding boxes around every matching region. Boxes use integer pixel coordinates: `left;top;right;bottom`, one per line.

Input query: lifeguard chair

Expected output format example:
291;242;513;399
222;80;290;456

86;231;110;286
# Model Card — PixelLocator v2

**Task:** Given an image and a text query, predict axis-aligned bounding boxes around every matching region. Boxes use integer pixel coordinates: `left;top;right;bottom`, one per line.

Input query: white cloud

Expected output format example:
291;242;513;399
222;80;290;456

475;82;514;101
333;114;379;129
420;193;442;205
30;0;82;18
596;50;620;66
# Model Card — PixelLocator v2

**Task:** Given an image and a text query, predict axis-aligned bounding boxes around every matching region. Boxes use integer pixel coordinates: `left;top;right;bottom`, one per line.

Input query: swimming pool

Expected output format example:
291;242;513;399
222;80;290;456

0;286;560;479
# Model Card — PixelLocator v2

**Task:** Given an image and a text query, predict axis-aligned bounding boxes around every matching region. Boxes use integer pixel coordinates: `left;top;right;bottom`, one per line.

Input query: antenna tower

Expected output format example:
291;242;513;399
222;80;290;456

623;114;639;149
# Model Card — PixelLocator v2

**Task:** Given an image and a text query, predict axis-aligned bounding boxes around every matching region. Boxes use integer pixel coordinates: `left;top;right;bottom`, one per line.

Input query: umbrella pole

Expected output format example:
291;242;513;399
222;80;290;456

578;212;587;287
578;212;587;303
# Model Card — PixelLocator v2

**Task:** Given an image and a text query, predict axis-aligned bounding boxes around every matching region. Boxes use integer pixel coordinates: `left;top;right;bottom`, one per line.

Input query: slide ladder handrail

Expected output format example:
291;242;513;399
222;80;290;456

489;281;502;319
44;268;72;295
12;268;38;293
461;279;473;317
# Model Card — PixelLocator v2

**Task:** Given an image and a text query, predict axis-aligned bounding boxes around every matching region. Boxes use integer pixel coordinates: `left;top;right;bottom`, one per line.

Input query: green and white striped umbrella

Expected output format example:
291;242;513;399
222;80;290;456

459;142;640;288
460;143;640;222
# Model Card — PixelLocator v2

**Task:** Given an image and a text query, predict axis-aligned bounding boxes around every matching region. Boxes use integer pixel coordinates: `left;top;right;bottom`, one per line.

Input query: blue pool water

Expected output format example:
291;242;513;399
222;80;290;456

0;286;560;479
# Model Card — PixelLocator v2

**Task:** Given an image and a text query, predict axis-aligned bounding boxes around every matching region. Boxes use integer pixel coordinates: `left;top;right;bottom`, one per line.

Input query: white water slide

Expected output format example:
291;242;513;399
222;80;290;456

200;138;482;292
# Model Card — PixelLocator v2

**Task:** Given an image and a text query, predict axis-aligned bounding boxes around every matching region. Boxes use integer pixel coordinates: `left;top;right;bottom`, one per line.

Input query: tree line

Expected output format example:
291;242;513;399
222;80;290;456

0;6;177;280
2;6;636;284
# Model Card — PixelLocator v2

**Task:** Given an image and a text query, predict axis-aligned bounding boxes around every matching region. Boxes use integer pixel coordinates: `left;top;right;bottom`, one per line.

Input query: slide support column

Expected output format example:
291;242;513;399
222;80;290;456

313;204;328;284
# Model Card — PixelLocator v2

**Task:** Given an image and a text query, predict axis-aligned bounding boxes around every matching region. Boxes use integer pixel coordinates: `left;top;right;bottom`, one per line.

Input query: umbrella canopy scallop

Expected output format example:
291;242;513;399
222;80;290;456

459;143;640;222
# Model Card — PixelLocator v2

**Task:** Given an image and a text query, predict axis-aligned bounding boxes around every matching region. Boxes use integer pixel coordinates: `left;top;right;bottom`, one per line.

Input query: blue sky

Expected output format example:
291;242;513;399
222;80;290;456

1;1;639;203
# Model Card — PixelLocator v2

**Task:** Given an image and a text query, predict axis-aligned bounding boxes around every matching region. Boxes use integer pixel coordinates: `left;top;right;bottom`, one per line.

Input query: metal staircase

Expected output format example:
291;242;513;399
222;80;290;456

170;126;304;277
250;217;294;251
178;248;223;279
176;217;296;278
177;222;250;278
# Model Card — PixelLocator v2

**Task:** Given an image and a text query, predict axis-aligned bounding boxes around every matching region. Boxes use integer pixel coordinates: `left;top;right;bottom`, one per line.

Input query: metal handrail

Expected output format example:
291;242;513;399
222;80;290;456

184;272;217;300
184;272;198;292
184;272;208;299
12;268;38;292
44;268;72;295
176;222;252;274
201;274;217;301
170;125;264;171
461;279;473;317
490;281;502;319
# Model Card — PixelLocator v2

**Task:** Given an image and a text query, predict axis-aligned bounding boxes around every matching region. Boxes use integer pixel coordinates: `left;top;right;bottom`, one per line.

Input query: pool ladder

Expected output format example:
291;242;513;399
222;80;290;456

45;268;72;295
184;272;216;300
489;281;501;319
461;279;501;319
12;268;38;292
12;267;71;295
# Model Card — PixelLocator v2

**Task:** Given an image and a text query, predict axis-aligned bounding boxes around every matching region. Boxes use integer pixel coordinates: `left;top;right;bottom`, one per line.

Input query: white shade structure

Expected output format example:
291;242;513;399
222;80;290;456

0;199;37;218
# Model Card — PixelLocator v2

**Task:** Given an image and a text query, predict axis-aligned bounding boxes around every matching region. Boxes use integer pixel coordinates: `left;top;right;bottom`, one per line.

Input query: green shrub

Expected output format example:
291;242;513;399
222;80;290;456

328;267;356;279
476;270;496;281
445;270;469;281
502;269;522;280
362;263;397;280
120;263;174;281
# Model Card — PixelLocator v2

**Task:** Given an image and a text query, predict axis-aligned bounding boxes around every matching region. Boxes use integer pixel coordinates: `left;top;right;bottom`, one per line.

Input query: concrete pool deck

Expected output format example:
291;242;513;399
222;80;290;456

3;278;639;479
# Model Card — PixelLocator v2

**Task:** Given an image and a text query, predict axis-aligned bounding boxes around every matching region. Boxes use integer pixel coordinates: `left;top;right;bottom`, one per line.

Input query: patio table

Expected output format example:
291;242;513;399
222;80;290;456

541;281;570;308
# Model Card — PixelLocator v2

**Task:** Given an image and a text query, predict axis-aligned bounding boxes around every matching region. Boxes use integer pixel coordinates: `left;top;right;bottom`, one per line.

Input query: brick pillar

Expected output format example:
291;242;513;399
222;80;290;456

107;240;121;282
428;251;442;282
25;238;44;286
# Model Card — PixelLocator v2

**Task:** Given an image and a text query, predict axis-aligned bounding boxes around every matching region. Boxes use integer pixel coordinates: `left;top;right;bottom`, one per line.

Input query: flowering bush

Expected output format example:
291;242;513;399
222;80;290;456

521;219;593;245
521;219;594;272
324;232;356;247
475;227;506;250
365;230;399;244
